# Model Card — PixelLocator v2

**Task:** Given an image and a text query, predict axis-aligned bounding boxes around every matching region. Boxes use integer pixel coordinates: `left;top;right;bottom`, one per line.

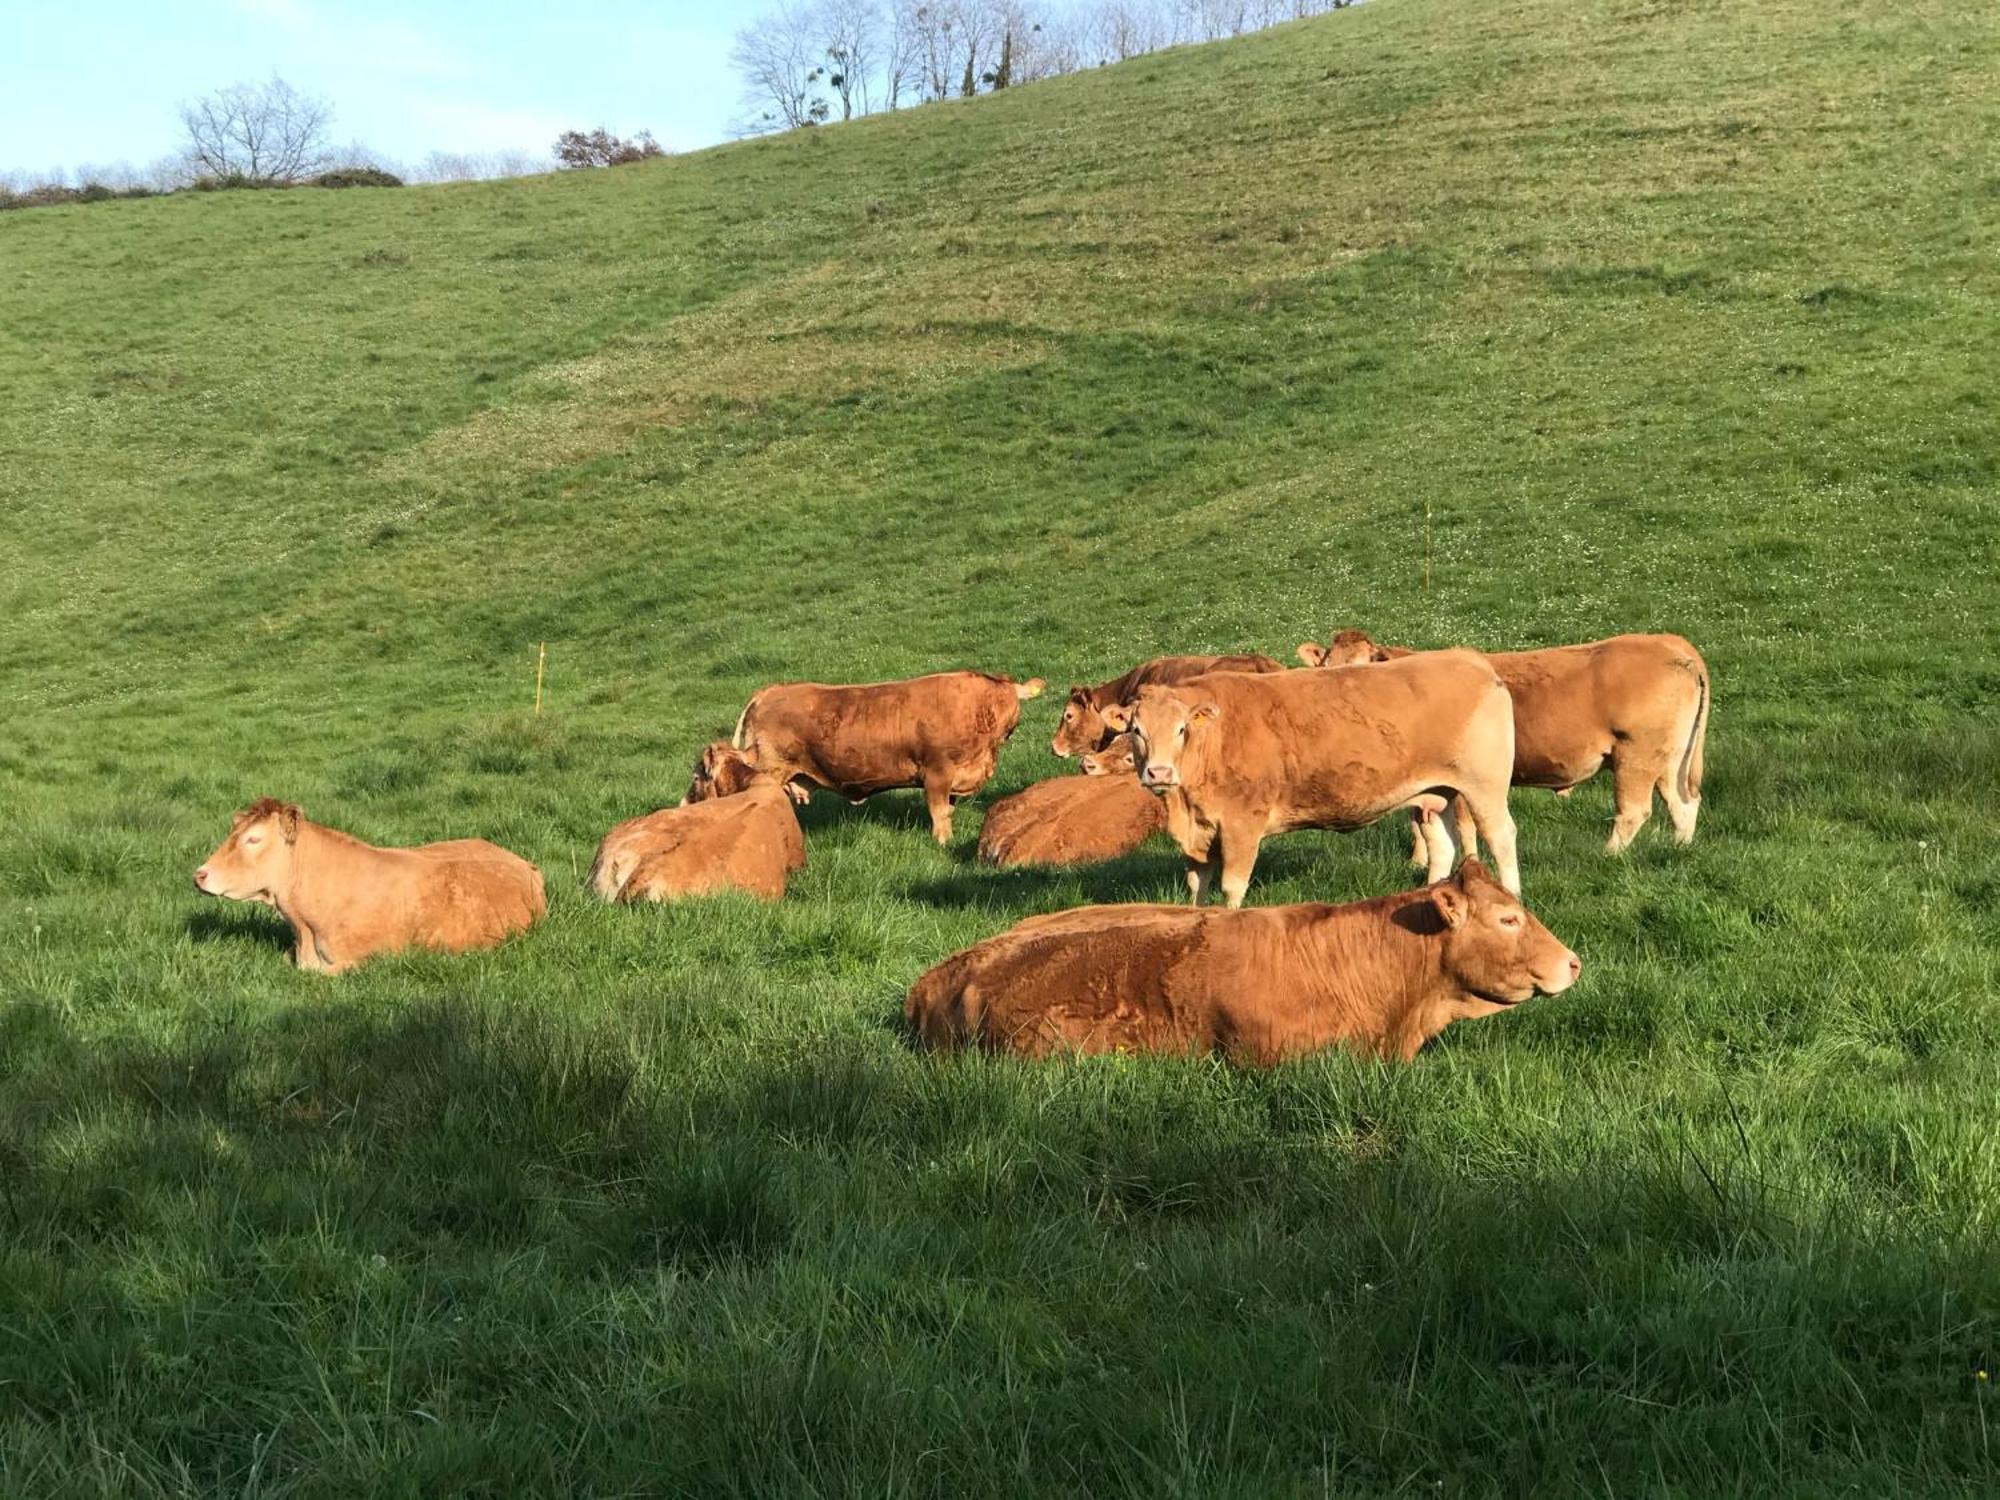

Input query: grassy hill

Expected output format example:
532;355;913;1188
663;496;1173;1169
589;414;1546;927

3;0;1998;1492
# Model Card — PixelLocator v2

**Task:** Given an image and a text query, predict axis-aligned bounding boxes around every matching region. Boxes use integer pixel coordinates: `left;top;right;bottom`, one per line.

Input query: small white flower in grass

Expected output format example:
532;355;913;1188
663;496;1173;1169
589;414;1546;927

370;1254;388;1271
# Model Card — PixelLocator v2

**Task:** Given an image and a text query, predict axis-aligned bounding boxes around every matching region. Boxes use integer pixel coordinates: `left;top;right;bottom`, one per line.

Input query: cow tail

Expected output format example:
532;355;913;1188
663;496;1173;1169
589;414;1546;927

1677;660;1709;804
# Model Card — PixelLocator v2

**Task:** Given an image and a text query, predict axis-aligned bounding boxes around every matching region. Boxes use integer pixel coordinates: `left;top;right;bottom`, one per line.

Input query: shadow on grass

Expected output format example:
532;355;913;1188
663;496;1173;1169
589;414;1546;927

0;989;1995;1493
183;901;293;955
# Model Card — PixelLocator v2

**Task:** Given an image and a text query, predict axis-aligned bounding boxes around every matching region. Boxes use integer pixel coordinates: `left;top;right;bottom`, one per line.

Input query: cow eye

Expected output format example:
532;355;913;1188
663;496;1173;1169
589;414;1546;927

242;834;262;846
1498;913;1522;928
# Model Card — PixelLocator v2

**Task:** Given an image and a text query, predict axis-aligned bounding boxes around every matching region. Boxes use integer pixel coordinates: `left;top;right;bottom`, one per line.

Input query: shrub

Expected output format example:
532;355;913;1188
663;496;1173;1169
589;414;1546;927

553;129;667;169
310;166;404;188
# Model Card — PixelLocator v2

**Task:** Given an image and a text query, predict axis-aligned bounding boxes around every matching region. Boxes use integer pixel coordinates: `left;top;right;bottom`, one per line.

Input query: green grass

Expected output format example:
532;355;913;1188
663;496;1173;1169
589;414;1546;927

3;0;1999;1492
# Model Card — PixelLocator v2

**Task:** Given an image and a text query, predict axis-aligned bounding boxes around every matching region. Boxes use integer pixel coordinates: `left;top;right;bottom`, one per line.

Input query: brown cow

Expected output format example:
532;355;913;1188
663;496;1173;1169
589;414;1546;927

193;799;544;974
731;670;1044;845
1107;650;1520;905
1297;630;1710;854
976;764;1166;868
907;860;1579;1064
1079;732;1140;777
588;744;806;904
1051;653;1285;758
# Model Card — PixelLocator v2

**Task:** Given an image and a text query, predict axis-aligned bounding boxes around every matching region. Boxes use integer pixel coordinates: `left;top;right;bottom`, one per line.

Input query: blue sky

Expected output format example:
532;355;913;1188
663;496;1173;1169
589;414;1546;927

3;0;745;176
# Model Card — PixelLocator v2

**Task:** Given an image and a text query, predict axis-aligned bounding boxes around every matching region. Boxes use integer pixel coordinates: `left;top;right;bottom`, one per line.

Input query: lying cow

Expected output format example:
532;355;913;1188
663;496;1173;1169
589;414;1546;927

907;859;1579;1063
976;754;1166;868
1297;630;1710;853
1078;732;1140;777
731;670;1044;845
588;743;805;903
1108;650;1520;904
1051;653;1285;758
193;799;544;974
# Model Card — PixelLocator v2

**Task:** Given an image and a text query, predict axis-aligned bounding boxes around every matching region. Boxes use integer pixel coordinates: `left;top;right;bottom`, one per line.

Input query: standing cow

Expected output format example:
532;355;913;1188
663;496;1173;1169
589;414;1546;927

1051;653;1285;758
1297;630;1710;854
193;800;544;973
1108;651;1520;906
730;670;1043;845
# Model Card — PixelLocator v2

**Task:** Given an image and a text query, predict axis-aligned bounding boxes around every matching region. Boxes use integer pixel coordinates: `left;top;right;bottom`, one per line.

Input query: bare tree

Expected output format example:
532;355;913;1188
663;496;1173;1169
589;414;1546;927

820;0;882;119
178;76;334;183
732;2;830;131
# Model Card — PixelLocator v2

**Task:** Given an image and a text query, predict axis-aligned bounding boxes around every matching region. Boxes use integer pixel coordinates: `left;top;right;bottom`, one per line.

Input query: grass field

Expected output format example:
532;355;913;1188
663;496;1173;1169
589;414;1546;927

4;0;1999;1492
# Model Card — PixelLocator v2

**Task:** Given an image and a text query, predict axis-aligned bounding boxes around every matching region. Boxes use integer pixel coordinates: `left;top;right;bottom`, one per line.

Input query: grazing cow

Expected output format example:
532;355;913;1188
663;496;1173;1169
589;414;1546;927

907;860;1579;1063
588;744;805;904
1051;653;1285;758
731;671;1044;845
976;760;1166;869
193;799;543;974
1107;650;1520;905
1297;630;1711;853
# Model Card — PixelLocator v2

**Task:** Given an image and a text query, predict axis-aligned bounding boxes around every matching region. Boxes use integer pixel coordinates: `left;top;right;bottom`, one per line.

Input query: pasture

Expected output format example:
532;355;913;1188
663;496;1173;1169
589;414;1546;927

2;0;1997;1492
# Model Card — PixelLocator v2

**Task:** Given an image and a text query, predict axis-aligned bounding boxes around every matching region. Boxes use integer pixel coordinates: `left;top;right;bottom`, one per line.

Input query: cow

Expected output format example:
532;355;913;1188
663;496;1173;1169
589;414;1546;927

1079;732;1141;777
193;799;544;974
1297;630;1710;854
730;671;1044;845
588;743;805;904
976;762;1166;869
1106;650;1520;905
906;859;1579;1064
1051;653;1286;758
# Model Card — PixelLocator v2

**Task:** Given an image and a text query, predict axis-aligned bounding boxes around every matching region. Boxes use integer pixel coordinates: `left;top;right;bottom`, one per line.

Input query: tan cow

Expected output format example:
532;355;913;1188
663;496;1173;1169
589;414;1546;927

731;670;1043;845
1297;630;1710;854
1078;732;1141;777
976;762;1166;868
1051;653;1285;758
588;744;805;904
907;860;1580;1064
1108;650;1520;905
193;799;544;974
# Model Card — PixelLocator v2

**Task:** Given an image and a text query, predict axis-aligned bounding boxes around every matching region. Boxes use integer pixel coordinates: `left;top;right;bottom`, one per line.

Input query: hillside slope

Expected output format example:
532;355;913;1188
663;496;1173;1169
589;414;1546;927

2;0;1999;1494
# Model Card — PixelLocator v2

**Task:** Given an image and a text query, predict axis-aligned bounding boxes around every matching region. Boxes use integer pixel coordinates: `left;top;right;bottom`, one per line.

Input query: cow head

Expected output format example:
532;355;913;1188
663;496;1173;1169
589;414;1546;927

1296;629;1391;668
1121;686;1218;793
1079;732;1140;777
1429;860;1580;1007
684;742;766;803
194;798;303;902
1051;686;1115;758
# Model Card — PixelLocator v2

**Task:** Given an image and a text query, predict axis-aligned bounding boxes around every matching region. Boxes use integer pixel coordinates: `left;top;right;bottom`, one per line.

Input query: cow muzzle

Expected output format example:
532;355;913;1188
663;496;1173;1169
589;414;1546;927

1141;764;1179;790
193;867;211;892
1539;952;1583;996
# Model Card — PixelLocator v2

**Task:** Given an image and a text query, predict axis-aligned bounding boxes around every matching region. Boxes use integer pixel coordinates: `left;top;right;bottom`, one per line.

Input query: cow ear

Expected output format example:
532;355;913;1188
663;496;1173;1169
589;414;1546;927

1101;703;1131;731
1295;642;1327;667
1457;858;1495;890
1371;645;1394;663
1430;882;1467;929
279;804;302;843
1189;702;1221;726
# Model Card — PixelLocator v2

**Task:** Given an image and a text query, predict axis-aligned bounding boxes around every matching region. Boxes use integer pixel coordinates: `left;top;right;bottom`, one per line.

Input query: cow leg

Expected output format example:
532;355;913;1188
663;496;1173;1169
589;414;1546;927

1406;809;1428;868
1658;770;1700;845
1422;795;1462;884
1605;754;1663;854
1459;785;1521;894
1217;824;1261;910
1181;820;1218;905
922;773;955;845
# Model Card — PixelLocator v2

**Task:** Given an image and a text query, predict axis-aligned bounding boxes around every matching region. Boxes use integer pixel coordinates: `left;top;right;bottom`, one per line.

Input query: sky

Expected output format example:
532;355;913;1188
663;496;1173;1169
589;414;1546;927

2;0;746;177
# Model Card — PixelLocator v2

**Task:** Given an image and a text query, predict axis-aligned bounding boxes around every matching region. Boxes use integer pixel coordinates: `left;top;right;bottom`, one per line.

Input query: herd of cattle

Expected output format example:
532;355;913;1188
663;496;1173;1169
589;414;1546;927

192;629;1710;1064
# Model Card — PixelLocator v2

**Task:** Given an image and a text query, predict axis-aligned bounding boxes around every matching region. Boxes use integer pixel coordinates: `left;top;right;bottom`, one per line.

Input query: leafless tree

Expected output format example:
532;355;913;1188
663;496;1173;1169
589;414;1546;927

820;0;882;119
178;76;334;183
732;2;830;131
